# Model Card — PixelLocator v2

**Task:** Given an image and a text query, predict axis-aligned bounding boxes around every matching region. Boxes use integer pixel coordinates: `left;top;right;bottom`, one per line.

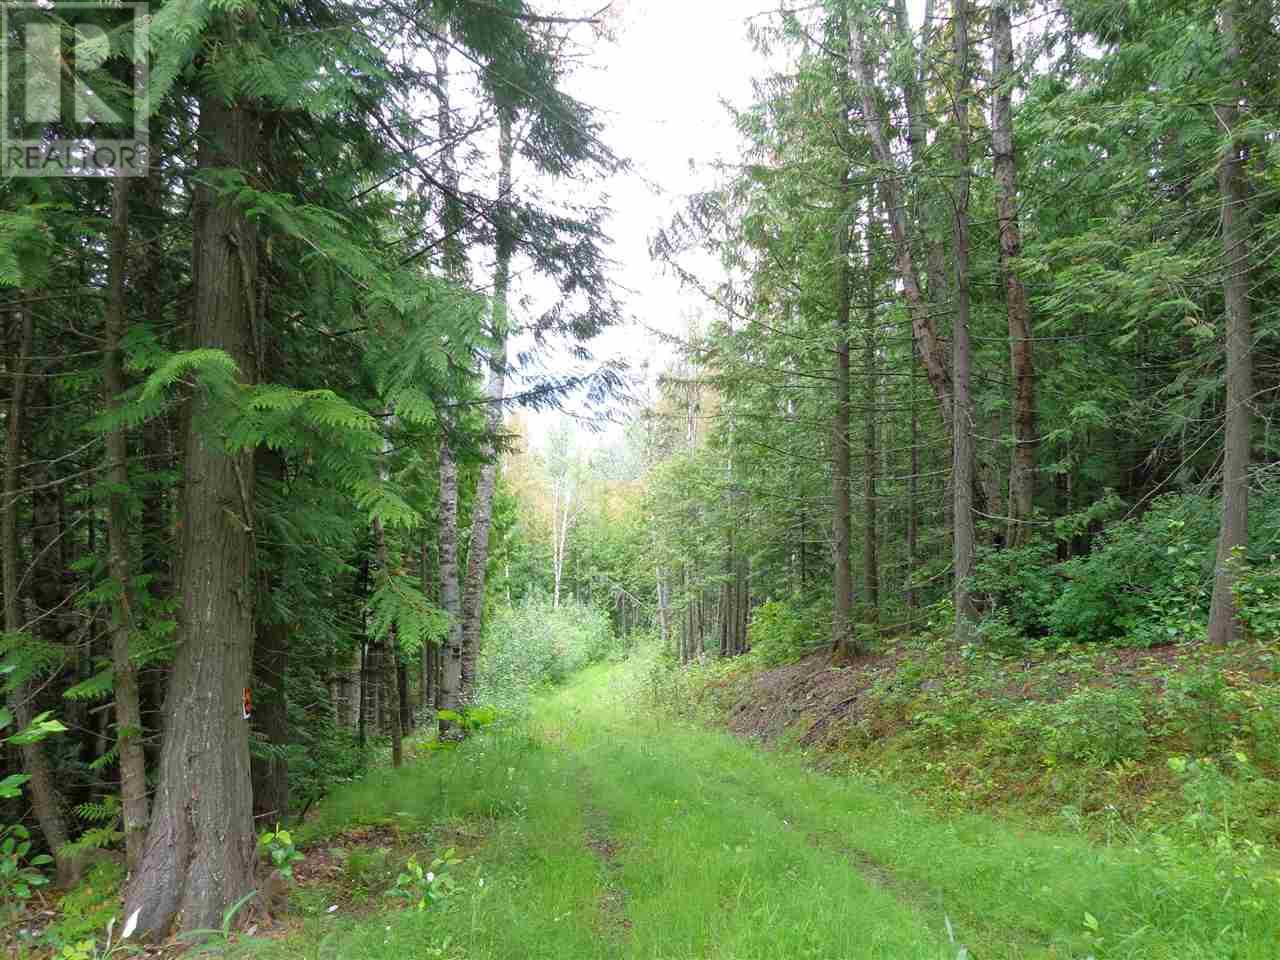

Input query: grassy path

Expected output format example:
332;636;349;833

257;660;1278;960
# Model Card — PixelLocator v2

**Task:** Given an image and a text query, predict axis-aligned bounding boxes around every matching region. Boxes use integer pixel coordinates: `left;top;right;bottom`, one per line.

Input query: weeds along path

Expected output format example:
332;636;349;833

258;659;1279;960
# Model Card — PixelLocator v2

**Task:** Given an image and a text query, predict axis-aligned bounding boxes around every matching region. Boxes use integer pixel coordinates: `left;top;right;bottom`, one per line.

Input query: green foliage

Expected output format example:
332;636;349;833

0;823;52;917
971;540;1063;644
1050;686;1149;766
386;848;461;912
286;712;367;815
745;597;825;666
1159;664;1242;755
1233;558;1280;641
42;861;126;954
1049;496;1216;646
434;706;499;735
367;577;448;656
475;598;614;709
259;824;304;881
174;890;259;949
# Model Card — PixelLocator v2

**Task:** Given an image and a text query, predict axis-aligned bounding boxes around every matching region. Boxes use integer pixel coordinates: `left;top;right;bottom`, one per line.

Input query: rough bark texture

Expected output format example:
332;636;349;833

103;175;149;874
123;93;259;937
992;0;1037;547
951;0;978;643
1208;0;1253;645
460;105;514;700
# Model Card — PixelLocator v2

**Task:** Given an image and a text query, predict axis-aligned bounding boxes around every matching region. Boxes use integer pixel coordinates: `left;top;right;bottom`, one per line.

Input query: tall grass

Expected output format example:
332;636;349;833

250;655;1279;960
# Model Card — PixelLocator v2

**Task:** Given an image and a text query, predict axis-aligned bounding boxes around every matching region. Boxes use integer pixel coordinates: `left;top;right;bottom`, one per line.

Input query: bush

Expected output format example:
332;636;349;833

971;540;1062;640
1049;495;1216;646
475;597;614;708
1051;686;1149;766
1233;557;1280;641
747;596;829;666
287;712;366;814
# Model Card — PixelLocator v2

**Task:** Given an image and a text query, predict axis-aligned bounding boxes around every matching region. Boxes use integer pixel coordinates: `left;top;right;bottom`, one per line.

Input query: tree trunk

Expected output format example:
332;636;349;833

250;619;289;823
3;305;80;887
460;105;514;701
437;439;465;735
1208;0;1253;645
123;93;259;937
951;0;978;643
852;12;952;430
992;0;1037;548
831;166;856;662
103;175;149;874
907;345;920;618
863;285;880;625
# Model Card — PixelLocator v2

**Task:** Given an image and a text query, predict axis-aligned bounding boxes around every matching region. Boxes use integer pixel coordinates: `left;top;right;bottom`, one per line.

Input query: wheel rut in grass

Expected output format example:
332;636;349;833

579;778;633;941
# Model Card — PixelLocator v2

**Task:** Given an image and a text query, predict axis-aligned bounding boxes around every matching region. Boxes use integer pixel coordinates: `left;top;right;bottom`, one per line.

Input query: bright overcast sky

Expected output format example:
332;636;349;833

516;0;766;444
520;0;927;448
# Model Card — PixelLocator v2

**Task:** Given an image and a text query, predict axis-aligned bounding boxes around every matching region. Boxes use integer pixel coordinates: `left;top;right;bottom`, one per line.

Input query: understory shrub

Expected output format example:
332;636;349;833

1049;495;1218;645
475;597;614;708
1050;686;1149;765
747;595;829;666
971;540;1062;642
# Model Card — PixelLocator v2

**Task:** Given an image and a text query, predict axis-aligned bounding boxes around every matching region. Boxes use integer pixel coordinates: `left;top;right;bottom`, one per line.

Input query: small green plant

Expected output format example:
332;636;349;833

258;824;303;880
435;705;500;735
1232;555;1280;641
175;889;259;951
387;847;461;911
57;909;142;959
0;823;52;918
42;859;124;951
1052;685;1148;766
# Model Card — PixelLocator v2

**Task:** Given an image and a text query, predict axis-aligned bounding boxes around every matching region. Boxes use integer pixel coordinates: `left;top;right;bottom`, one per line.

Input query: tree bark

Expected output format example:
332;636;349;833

437;439;465;735
831;167;856;662
123;93;259;937
1208;0;1253;645
992;0;1037;548
103;175;149;874
863;294;880;624
460;105;514;701
951;0;978;642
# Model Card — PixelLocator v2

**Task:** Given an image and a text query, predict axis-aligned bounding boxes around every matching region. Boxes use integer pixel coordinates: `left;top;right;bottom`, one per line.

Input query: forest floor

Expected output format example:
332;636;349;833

230;654;1277;960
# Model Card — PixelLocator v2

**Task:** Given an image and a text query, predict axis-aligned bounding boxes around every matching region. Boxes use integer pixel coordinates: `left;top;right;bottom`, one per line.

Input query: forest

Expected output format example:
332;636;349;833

2;0;1280;957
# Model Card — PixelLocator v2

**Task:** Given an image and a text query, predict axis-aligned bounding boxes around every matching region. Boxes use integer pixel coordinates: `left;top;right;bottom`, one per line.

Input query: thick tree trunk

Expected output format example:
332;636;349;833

103;175;149;874
1208;0;1253;645
3;305;79;887
123;93;259;937
460;106;514;701
951;0;978;642
992;0;1037;547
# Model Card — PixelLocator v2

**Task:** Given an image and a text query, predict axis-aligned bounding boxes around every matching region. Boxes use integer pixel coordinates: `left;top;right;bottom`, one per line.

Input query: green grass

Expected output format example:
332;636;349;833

244;658;1280;960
